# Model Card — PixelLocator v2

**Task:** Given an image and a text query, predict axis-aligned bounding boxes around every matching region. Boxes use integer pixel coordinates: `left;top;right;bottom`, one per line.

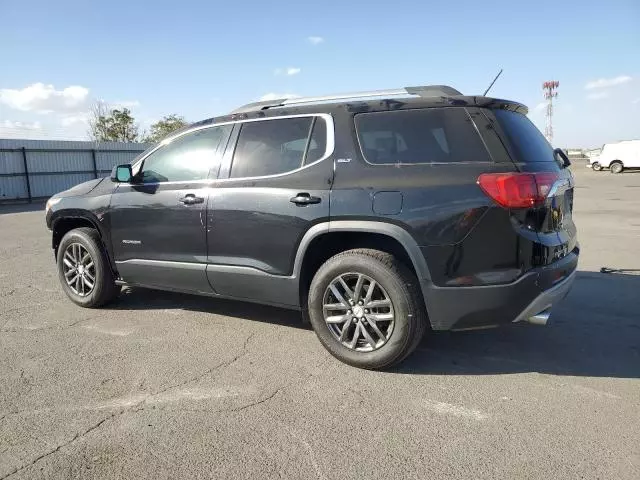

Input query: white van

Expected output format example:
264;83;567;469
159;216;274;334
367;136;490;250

590;140;640;173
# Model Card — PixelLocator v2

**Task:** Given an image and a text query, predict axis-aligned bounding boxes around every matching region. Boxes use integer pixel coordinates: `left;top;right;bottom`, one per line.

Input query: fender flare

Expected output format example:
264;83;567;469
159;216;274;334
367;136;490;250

50;209;116;273
292;220;432;283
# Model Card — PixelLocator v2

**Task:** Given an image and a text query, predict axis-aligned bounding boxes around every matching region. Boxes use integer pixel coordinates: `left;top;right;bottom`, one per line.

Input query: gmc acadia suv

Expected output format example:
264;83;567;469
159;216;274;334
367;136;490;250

45;85;578;369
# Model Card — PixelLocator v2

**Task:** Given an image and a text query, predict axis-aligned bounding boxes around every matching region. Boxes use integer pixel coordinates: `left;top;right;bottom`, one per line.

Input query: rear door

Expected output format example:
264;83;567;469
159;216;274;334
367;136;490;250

628;142;640;167
205;114;334;306
489;109;577;261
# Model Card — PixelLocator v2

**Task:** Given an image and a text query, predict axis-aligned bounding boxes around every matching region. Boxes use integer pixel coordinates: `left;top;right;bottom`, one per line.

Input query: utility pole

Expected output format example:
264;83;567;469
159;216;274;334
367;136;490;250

542;81;559;144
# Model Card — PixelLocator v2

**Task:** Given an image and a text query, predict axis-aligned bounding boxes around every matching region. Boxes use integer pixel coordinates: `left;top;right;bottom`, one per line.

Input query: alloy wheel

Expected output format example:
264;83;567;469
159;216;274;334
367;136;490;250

62;243;96;297
322;272;395;352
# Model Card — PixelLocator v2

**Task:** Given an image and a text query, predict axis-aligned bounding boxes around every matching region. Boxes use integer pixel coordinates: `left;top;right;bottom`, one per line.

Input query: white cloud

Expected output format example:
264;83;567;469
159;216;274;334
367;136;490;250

259;93;300;101
0;83;90;113
274;67;301;76
110;99;140;109
587;91;610;100
584;75;632;90
60;113;89;127
307;36;324;45
534;102;546;112
0;120;43;139
1;120;42;130
632;98;640;104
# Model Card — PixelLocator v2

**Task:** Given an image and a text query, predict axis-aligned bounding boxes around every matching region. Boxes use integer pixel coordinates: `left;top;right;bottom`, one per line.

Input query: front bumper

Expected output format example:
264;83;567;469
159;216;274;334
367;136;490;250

422;251;578;331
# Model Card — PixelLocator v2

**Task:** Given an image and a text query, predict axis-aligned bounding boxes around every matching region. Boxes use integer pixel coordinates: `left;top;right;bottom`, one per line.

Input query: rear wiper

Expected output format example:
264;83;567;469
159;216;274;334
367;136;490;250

554;148;571;168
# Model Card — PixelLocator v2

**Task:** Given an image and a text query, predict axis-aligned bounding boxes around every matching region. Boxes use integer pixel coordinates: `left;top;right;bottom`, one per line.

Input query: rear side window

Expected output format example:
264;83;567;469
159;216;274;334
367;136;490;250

355;108;490;165
304;118;327;164
230;117;319;178
493;109;554;163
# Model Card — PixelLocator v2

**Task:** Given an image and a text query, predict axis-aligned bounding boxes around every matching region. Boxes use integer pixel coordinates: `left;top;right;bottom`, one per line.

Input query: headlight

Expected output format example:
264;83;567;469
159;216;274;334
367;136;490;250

45;197;61;214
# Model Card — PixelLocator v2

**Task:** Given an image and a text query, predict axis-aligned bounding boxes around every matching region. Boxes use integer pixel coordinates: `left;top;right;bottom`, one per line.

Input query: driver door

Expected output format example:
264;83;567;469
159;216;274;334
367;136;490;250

109;124;231;293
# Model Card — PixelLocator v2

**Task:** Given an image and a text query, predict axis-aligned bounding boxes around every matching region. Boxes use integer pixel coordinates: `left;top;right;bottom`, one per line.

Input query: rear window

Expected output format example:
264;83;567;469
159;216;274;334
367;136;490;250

493;109;555;163
355;108;490;165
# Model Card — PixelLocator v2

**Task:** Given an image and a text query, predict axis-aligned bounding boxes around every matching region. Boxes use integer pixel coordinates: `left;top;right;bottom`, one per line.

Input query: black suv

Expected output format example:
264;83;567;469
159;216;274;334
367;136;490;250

45;85;578;369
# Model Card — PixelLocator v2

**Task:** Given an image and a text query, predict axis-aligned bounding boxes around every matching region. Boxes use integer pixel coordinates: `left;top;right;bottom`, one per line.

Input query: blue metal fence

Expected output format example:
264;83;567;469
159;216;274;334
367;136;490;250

0;139;150;202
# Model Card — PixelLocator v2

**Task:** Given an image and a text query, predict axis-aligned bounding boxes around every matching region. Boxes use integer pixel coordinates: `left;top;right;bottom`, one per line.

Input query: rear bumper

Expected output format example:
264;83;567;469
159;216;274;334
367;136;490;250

422;251;578;331
511;269;575;325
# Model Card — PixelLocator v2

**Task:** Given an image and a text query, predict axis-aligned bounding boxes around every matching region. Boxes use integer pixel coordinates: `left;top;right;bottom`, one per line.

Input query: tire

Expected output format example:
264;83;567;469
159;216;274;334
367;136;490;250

57;227;119;307
591;161;602;171
307;248;427;370
610;161;623;174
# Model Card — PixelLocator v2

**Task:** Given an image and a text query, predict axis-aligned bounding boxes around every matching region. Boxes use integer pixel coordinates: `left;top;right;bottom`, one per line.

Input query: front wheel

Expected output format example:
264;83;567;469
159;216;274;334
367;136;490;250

307;249;427;369
57;227;120;307
591;161;602;171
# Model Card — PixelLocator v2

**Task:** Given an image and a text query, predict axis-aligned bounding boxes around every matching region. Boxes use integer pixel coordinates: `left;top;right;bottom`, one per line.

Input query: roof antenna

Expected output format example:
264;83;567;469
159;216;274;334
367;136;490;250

483;69;503;96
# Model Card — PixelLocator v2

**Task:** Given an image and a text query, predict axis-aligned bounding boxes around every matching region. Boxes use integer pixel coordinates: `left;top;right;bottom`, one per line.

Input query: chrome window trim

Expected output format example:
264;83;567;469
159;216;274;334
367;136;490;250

131;113;335;184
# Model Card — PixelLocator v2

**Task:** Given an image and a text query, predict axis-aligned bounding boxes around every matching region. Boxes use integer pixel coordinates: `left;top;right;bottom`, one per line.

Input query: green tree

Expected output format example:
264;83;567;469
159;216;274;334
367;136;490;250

89;102;139;142
144;114;189;144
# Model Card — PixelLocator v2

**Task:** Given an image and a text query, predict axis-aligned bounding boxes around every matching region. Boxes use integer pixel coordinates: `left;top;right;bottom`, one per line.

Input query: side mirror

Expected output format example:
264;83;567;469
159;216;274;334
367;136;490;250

111;164;133;183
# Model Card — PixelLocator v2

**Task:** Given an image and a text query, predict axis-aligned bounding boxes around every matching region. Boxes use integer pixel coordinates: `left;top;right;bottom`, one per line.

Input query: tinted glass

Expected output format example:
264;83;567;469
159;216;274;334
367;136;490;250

304;118;327;164
140;126;230;183
355;108;489;164
230;117;313;178
494;109;555;162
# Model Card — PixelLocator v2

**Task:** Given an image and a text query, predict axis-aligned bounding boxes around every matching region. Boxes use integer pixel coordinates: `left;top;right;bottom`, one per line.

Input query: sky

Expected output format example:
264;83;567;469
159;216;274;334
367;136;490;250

1;0;638;148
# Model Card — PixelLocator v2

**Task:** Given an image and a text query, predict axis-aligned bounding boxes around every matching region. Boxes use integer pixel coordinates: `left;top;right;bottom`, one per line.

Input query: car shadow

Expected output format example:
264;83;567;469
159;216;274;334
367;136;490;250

112;287;309;330
107;270;639;378
397;270;640;379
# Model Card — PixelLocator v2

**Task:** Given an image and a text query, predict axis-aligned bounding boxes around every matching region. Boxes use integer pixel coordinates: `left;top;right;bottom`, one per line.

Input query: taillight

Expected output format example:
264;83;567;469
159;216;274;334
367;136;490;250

477;172;559;208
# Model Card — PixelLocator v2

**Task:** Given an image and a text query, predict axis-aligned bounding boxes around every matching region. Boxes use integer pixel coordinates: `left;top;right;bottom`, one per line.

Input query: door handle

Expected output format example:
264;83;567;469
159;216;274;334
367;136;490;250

179;194;204;205
290;193;321;206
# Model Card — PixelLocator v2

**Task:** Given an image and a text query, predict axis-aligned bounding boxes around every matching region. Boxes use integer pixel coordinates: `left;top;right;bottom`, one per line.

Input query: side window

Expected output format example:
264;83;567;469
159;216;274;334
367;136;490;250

303;118;328;164
355;108;490;164
140;125;230;183
230;117;313;178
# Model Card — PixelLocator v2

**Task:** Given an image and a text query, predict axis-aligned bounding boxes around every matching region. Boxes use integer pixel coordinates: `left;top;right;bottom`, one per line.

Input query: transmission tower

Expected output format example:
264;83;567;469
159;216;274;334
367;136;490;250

542;80;559;144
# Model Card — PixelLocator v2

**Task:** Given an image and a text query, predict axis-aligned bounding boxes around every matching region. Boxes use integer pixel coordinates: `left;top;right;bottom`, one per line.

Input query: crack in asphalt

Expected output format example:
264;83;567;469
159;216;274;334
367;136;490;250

0;317;91;334
230;388;282;412
0;317;12;330
142;387;282;417
0;332;257;424
0;334;328;479
112;354;330;417
225;354;330;414
0;414;114;480
0;332;256;478
151;332;255;396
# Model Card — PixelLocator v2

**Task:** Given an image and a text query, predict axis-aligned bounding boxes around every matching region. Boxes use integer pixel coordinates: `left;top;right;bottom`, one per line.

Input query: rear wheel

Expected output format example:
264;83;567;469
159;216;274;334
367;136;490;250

307;249;427;369
57;227;119;307
610;161;623;174
591;161;602;171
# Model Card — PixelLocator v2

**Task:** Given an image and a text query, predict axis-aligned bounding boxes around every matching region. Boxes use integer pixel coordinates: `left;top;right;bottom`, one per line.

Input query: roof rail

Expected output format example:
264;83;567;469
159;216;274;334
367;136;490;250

230;85;462;114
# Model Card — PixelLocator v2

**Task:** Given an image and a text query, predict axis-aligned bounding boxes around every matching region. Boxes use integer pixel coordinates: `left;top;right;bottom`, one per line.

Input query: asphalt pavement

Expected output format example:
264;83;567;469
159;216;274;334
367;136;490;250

1;166;639;479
